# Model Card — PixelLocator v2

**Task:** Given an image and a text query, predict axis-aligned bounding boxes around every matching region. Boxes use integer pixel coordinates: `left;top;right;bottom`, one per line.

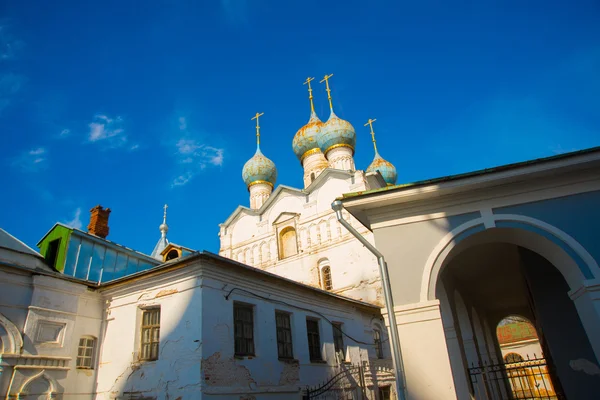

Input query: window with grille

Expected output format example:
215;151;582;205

374;329;383;359
275;311;293;359
76;336;96;368
141;308;160;361
306;318;322;361
321;266;332;290
332;323;345;358
234;303;255;356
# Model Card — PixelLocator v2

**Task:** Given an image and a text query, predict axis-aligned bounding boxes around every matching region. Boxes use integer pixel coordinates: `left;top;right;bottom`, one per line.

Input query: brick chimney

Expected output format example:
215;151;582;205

87;205;111;239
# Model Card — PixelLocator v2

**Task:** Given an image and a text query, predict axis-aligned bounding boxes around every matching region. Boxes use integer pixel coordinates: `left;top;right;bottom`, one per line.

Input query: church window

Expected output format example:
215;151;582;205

141;308;161;361
374;328;383;359
279;227;298;259
306;318;322;362
321;266;333;290
234;303;255;356
275;311;293;359
310;172;316;182
76;336;96;368
332;322;345;359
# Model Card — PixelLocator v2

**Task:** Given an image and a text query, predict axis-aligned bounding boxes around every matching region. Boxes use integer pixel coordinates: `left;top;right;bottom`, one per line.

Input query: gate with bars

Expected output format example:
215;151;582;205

468;356;564;400
303;364;366;399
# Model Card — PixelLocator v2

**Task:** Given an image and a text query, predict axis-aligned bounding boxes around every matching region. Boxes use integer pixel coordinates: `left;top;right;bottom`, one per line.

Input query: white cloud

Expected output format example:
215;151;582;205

63;207;83;229
172;172;193;187
179;116;187;131
59;128;70;137
88;114;127;148
12;147;47;171
0;72;26;114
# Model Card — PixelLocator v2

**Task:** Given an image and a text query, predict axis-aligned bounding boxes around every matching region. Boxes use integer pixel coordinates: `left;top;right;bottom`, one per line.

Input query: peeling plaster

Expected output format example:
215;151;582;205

202;352;256;388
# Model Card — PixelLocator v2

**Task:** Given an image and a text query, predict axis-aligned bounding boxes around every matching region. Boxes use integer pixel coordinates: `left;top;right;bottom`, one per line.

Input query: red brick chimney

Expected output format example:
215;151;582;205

87;205;111;239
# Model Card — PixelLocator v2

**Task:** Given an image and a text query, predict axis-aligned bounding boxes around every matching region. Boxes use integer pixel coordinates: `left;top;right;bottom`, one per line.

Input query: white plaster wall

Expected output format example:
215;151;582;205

95;260;392;399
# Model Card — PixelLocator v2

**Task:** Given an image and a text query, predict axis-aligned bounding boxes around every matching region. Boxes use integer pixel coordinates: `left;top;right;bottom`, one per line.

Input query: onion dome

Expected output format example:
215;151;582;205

292;111;324;161
367;152;397;186
317;110;356;155
242;144;277;189
365;118;397;186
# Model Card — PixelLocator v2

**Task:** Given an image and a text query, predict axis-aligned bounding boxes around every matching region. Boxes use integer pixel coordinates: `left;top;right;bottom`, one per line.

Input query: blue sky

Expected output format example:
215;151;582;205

1;0;599;255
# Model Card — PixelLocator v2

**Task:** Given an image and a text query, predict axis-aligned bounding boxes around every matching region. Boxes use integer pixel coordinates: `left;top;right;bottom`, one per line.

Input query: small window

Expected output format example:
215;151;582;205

332;323;345;359
321;266;333;290
374;329;383;359
306;318;322;362
165;249;179;261
141;308;160;361
76;336;96;369
275;311;293;359
234;303;255;356
279;227;298;259
45;239;61;269
310;172;316;182
379;386;391;400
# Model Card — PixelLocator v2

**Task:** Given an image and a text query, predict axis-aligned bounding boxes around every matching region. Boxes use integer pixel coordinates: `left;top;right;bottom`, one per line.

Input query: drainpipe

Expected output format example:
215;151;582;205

332;200;407;400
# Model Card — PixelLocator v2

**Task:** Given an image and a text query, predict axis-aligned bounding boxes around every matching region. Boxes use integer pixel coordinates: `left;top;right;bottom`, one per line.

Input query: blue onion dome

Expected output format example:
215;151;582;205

317;110;356;155
367;151;397;186
292;111;324;162
242;145;277;189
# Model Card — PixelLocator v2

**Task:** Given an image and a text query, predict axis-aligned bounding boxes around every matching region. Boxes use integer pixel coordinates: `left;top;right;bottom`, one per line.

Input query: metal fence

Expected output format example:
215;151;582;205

468;356;564;400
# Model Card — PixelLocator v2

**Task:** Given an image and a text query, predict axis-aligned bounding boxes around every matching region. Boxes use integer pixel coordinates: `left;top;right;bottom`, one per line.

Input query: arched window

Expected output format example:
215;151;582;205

504;353;524;363
310;172;316;182
279;227;298;259
321;266;332;290
165;249;179;261
374;329;383;359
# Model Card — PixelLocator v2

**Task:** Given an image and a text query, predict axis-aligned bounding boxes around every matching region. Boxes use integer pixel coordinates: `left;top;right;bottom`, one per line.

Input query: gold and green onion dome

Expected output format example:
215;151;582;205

367;150;397;186
292;111;324;162
317;110;356;156
242;144;277;189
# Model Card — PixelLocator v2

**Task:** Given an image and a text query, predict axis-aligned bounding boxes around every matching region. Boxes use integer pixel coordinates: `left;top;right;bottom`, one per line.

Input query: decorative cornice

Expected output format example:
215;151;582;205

324;143;354;156
300;147;323;164
247;180;274;190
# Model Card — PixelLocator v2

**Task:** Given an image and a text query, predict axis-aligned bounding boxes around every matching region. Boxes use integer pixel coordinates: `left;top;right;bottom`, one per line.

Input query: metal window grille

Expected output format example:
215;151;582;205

306;319;322;361
333;323;345;358
141;308;160;361
76;337;95;368
234;303;255;356
322;266;333;290
276;311;293;359
374;329;383;359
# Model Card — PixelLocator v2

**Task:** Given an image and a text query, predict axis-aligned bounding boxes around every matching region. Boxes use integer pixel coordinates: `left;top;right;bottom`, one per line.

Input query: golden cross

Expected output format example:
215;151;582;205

364;118;378;153
251;112;264;145
320;73;334;110
303;77;315;112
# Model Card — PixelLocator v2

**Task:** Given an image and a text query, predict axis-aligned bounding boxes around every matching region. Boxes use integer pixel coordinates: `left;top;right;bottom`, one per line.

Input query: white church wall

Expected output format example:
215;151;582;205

95;257;391;399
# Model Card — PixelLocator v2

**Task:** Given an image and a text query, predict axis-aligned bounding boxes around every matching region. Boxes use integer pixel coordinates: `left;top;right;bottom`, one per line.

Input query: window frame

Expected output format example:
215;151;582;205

234;302;255;357
275;311;294;359
332;322;345;359
374;328;383;359
45;238;61;269
140;307;161;361
306;318;322;362
278;226;298;259
321;266;333;290
76;336;96;369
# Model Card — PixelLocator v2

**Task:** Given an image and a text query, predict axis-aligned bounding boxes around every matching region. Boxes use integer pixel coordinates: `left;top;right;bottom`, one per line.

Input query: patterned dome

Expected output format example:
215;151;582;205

317;110;356;155
367;151;397;186
242;145;277;189
292;111;324;161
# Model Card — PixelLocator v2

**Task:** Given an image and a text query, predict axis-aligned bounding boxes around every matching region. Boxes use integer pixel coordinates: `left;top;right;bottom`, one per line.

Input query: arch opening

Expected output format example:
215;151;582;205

433;227;598;400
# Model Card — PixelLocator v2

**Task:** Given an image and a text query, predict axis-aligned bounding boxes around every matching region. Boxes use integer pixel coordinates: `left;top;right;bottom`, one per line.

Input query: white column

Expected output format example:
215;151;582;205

569;278;600;362
438;285;473;400
382;300;458;400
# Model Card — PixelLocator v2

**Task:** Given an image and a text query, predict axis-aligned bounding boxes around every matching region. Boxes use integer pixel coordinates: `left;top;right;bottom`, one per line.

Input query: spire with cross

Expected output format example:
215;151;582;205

303;77;316;113
251;112;264;147
320;74;334;110
365;118;379;154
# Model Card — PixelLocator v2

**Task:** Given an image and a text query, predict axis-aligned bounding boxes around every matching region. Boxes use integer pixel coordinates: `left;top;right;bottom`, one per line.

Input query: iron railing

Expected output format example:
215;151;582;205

469;356;564;400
